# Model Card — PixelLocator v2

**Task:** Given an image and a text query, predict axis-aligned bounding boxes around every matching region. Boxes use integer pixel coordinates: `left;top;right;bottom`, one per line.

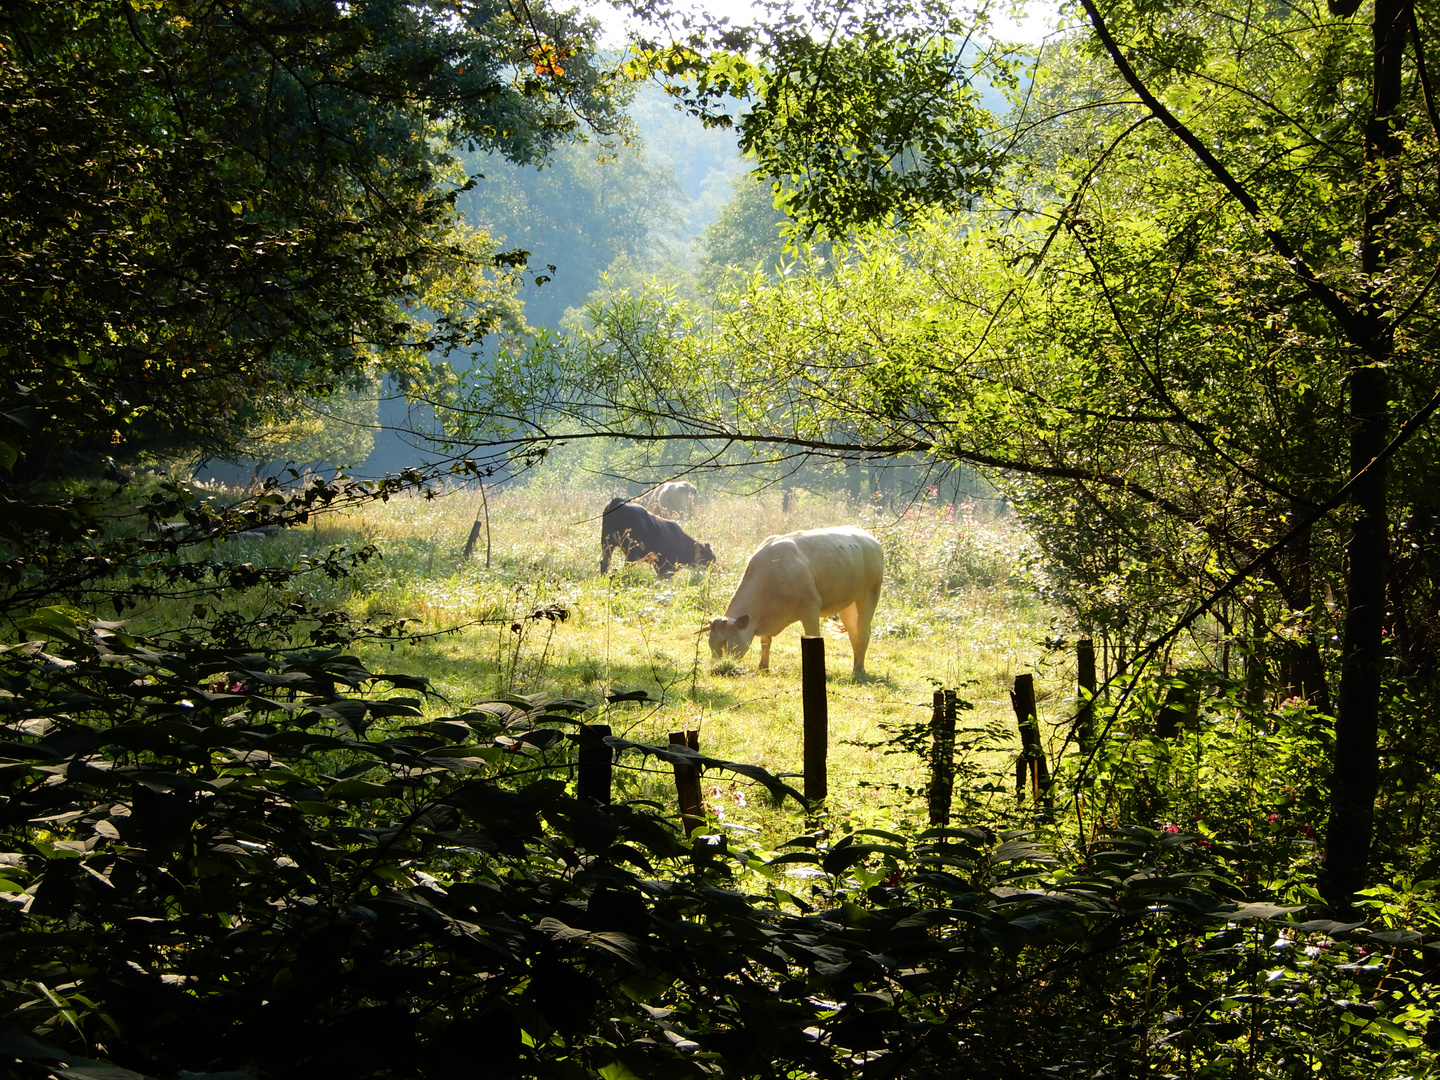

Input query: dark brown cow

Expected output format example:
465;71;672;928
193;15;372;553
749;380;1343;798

600;498;715;577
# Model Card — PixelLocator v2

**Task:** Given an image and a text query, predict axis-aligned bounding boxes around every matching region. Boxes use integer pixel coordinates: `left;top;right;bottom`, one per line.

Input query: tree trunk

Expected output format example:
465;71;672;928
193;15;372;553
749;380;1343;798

1275;524;1332;714
1321;0;1406;912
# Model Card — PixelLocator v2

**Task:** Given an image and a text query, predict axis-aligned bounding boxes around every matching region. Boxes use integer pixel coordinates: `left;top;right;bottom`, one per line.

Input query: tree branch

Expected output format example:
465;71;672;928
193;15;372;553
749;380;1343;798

1076;0;1362;344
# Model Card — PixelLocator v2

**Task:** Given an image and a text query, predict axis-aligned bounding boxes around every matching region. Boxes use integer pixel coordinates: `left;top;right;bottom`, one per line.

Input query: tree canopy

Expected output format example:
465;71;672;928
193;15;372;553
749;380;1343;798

0;0;621;477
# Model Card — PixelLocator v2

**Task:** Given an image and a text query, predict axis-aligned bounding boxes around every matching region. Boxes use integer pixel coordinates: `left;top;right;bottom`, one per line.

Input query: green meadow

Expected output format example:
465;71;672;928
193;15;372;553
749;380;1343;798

239;480;1067;843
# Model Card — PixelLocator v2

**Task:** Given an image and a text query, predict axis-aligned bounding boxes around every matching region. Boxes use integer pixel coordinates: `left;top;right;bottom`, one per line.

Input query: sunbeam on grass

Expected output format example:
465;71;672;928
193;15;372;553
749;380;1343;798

304;481;1064;842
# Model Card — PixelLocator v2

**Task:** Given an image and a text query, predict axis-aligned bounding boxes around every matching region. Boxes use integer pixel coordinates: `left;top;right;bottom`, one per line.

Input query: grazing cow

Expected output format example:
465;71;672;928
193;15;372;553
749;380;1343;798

706;526;883;677
600;498;716;577
654;480;698;517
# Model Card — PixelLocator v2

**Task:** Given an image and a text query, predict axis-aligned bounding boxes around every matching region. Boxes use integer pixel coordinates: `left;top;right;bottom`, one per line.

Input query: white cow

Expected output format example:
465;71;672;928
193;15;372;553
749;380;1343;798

706;526;883;677
654;480;698;517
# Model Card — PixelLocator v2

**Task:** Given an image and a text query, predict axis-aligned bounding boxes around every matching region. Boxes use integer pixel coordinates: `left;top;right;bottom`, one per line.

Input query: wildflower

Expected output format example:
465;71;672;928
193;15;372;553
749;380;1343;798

1268;813;1280;825
1163;824;1180;834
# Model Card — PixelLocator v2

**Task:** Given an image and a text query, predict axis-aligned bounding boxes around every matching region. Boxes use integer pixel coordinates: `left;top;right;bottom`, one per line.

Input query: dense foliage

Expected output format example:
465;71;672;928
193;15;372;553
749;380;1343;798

5;613;1439;1077
0;0;618;476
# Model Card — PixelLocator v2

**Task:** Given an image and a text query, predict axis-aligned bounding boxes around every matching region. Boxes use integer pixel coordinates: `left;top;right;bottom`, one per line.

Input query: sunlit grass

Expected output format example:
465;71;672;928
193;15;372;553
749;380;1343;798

328;483;1068;844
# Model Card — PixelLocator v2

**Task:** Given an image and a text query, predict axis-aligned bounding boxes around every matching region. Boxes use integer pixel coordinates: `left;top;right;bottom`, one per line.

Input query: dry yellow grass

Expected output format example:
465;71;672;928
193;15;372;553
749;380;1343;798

333;481;1070;844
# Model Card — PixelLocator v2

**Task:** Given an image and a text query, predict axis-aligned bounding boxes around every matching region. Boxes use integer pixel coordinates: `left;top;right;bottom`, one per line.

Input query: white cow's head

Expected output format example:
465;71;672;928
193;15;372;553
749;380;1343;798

707;613;754;660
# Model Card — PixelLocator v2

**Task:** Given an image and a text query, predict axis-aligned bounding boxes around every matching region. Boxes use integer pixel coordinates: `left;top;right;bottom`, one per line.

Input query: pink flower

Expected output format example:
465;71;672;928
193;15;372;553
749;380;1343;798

1163;824;1180;834
1268;813;1280;825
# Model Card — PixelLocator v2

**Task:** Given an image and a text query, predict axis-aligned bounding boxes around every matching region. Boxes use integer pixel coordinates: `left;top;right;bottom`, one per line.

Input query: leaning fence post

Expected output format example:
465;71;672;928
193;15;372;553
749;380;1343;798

928;689;957;826
576;723;612;806
801;636;828;804
1076;638;1097;754
670;728;704;835
461;482;492;568
1010;674;1052;811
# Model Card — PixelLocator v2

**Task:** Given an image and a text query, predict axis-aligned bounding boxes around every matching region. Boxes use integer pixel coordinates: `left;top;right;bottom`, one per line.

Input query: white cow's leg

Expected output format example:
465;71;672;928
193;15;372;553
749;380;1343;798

758;636;772;670
837;601;866;676
851;584;882;677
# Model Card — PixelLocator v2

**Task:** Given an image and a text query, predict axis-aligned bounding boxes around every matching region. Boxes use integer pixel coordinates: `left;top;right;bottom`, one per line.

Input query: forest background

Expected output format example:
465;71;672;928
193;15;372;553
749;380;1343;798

3;0;1440;1078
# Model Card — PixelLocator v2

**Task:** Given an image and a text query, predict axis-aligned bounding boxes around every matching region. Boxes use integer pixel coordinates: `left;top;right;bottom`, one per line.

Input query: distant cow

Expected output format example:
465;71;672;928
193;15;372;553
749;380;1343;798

706;526;883;677
654;480;698;517
600;498;716;577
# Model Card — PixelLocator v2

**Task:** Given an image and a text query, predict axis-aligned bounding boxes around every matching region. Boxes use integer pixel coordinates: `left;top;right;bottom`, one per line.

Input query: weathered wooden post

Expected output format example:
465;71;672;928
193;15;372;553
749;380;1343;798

928;689;958;826
1010;674;1051;810
670;728;704;835
801;636;828;803
1075;638;1096;754
576;723;612;806
461;482;492;567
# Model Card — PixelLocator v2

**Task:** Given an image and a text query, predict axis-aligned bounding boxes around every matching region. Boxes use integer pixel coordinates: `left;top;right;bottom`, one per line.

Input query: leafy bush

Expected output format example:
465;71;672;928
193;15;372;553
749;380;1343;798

3;618;1436;1079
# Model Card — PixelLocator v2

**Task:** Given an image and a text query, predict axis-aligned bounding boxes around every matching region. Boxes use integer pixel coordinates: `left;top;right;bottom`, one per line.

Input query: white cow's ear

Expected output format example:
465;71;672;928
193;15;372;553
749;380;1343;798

733;614;750;630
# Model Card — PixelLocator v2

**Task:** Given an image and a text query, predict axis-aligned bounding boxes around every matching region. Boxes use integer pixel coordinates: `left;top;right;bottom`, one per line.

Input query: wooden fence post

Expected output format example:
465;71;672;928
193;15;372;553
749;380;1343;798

928;689;957;826
1076;638;1096;754
576;723;612;806
461;483;492;567
670;728;704;835
1010;674;1052;810
801;636;828;804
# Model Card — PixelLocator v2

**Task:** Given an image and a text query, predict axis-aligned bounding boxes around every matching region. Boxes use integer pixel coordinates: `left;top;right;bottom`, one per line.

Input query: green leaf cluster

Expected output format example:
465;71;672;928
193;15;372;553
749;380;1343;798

0;0;620;474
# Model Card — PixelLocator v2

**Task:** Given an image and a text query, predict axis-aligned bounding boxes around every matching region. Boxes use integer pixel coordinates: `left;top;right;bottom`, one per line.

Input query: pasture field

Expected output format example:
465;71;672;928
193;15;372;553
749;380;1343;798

316;482;1068;842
